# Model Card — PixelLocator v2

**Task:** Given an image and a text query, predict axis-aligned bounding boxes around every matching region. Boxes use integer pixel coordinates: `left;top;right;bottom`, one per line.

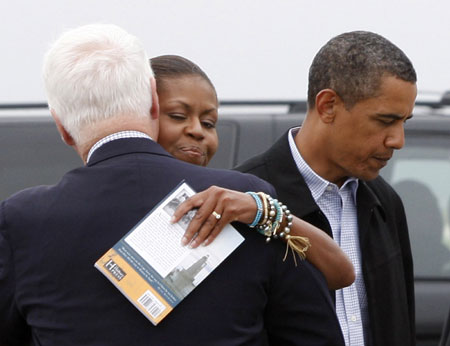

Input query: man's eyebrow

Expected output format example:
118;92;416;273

376;113;413;120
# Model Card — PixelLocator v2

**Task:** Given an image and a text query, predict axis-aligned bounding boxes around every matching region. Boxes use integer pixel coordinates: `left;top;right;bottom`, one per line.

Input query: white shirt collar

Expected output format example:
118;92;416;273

287;127;358;202
86;131;153;163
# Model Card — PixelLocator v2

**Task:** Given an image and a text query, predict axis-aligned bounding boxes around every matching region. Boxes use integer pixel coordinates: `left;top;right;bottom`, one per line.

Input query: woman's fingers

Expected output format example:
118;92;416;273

178;192;217;246
202;207;236;246
171;192;205;224
172;186;258;247
189;212;225;247
190;205;238;247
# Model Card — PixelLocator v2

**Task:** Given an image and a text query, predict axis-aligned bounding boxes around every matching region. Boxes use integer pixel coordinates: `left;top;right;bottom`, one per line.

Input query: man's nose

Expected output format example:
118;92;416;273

385;124;405;150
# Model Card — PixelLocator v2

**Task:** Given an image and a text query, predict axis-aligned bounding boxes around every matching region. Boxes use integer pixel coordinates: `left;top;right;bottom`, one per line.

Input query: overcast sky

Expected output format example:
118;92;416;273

1;0;449;103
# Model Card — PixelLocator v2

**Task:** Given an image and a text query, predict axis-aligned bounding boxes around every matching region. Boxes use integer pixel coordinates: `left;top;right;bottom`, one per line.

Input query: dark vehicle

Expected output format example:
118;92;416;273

1;99;449;345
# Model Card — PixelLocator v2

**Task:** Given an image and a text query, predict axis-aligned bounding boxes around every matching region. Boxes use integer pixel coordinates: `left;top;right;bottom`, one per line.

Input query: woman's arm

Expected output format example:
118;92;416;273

171;186;355;290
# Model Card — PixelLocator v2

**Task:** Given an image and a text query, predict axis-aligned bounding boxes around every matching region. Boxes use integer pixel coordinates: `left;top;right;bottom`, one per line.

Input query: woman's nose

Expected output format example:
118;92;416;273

185;118;204;139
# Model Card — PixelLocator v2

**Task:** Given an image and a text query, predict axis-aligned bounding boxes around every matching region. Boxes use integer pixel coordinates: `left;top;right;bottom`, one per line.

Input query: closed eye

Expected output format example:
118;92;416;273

376;113;412;125
202;120;216;129
378;118;396;125
168;113;186;121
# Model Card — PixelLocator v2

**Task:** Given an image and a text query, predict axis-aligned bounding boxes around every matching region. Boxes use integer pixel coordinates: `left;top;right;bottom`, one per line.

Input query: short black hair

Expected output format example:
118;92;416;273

307;31;417;109
150;55;216;97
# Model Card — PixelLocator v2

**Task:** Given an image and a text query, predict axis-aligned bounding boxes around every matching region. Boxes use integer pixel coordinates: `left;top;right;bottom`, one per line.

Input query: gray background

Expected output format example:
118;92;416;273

1;0;448;103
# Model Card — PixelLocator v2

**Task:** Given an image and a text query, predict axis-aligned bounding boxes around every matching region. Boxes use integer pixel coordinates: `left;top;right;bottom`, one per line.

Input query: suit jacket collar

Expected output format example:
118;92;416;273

87;137;173;167
262;131;320;218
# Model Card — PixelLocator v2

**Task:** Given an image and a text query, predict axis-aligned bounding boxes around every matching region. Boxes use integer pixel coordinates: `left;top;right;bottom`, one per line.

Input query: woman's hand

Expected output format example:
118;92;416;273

171;185;257;248
172;185;355;290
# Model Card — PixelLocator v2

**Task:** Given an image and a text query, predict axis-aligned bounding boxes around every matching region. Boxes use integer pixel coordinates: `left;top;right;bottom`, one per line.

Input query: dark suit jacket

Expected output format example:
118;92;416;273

236;131;415;346
441;308;450;346
0;138;345;346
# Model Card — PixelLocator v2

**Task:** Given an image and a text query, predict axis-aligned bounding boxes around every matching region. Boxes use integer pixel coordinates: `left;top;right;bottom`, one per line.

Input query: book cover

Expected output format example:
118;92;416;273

94;181;244;325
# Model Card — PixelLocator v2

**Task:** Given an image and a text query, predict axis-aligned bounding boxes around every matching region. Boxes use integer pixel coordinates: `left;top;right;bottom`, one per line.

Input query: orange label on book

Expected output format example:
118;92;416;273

96;248;173;325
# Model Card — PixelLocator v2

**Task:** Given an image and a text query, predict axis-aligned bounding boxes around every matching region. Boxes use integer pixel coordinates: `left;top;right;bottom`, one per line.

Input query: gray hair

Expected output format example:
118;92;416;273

43;24;153;143
307;31;417;109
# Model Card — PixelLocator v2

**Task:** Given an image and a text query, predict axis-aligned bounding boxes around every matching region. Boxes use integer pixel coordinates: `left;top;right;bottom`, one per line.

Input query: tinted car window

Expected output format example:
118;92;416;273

381;135;450;278
0;117;81;200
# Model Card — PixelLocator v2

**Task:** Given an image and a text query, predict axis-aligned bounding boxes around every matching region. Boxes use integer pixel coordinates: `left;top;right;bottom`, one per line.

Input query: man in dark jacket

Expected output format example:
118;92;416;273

237;31;417;346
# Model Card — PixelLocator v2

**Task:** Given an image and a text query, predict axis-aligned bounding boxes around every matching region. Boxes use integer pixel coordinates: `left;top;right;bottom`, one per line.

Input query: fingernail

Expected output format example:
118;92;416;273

202;239;209;246
181;236;188;246
170;216;176;224
189;240;197;249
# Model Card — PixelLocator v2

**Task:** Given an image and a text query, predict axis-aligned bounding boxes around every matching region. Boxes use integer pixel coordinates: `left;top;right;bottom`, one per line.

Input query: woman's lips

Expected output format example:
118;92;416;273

179;146;205;157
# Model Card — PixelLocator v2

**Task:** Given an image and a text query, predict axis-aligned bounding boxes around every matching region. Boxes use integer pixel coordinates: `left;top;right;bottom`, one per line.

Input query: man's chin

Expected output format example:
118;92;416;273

357;169;381;182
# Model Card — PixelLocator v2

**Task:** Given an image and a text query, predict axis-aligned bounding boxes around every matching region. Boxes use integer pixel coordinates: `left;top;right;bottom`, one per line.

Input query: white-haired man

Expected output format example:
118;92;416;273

0;24;344;345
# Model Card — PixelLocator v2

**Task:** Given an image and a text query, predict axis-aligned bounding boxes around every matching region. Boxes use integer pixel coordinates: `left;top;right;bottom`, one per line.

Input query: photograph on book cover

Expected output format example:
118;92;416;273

163;190;196;231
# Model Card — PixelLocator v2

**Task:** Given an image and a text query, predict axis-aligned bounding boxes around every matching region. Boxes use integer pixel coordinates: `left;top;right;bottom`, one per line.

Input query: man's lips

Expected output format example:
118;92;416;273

373;155;391;166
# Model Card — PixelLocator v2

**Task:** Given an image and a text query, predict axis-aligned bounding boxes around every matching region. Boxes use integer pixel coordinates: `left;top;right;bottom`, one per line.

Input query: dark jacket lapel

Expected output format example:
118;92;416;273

262;131;322;218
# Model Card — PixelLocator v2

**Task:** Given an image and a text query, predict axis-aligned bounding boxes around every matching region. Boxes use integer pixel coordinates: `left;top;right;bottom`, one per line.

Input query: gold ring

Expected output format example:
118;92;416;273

212;211;221;220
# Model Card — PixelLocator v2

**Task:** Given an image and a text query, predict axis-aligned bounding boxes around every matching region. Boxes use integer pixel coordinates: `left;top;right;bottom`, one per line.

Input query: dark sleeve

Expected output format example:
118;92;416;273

234;155;270;182
394;194;416;342
0;202;31;346
264;249;345;346
232;156;276;198
440;308;450;346
244;172;276;198
371;177;416;344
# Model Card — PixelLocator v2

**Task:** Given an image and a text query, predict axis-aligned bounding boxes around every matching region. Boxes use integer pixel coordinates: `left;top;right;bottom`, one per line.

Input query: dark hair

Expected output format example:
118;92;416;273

307;31;417;109
150;55;216;97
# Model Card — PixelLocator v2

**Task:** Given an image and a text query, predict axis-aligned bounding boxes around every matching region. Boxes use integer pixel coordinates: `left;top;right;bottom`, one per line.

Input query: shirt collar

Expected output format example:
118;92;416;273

86;131;153;163
288;127;359;203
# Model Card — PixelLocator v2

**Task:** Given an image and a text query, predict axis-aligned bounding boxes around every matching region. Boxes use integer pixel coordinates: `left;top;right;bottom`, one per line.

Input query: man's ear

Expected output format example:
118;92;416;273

50;109;75;146
150;77;159;120
315;89;339;124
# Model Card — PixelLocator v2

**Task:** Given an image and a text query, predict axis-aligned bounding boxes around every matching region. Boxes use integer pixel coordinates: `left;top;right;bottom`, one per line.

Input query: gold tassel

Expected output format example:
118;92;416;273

283;235;311;266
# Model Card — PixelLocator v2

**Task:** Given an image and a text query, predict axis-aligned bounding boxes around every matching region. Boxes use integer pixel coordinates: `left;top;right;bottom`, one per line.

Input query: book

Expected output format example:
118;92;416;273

94;181;244;325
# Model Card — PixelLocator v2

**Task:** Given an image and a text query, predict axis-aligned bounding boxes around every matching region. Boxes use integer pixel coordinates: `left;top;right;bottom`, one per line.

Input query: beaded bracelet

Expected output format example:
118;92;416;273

257;194;276;238
246;192;311;265
257;192;269;225
265;196;286;241
246;192;263;227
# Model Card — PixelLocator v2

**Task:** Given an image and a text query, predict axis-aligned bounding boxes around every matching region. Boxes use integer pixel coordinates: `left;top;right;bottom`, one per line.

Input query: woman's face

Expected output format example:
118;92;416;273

157;75;219;166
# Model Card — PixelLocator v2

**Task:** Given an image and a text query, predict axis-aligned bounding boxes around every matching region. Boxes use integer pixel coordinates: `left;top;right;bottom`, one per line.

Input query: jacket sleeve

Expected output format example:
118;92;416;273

394;194;416;342
0;202;31;346
264;248;345;346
